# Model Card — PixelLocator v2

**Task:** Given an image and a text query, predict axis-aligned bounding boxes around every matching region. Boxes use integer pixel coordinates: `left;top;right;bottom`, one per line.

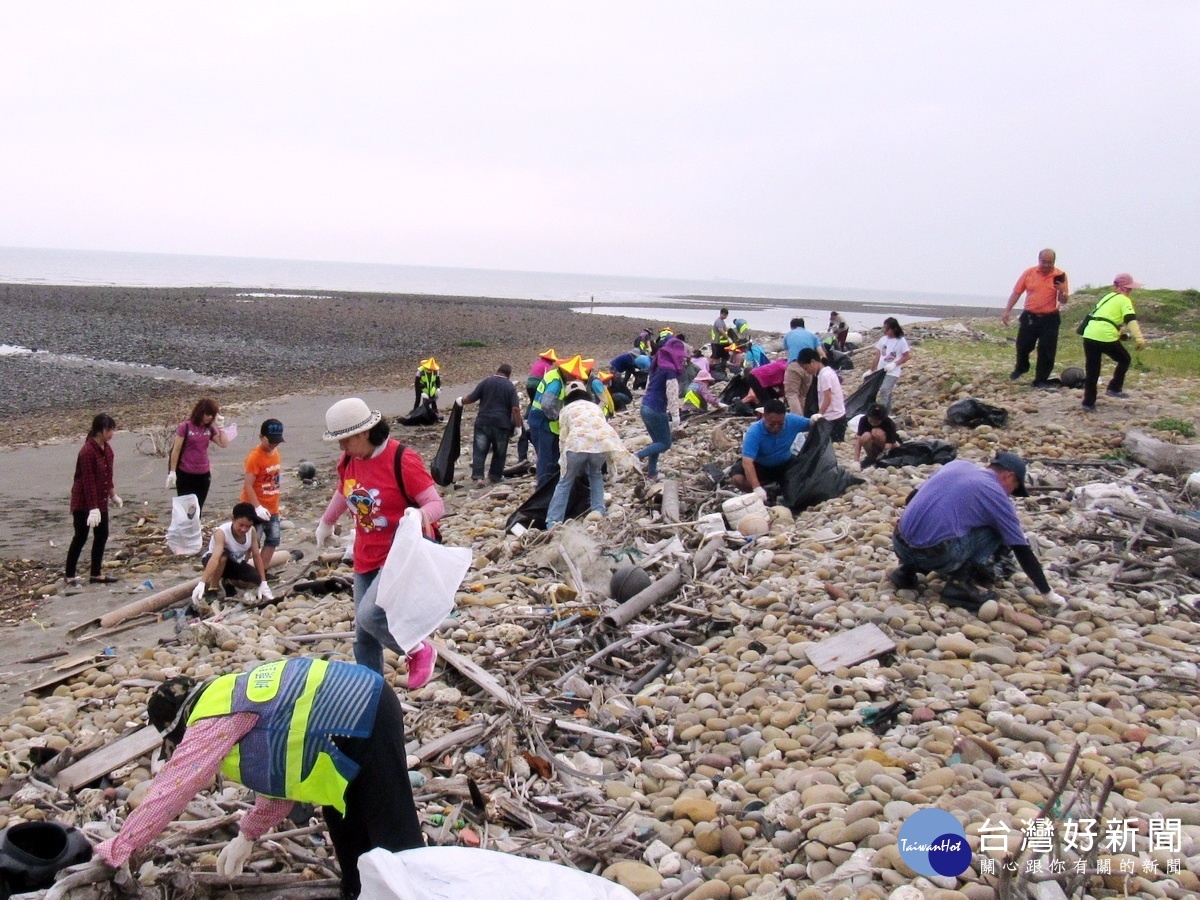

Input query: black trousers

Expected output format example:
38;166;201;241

325;688;424;898
65;509;108;578
1013;310;1061;383
1082;337;1131;407
176;469;212;512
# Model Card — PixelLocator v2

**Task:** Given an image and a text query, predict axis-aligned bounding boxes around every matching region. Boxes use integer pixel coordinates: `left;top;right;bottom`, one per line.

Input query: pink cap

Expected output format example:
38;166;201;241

693;370;714;382
1113;273;1143;290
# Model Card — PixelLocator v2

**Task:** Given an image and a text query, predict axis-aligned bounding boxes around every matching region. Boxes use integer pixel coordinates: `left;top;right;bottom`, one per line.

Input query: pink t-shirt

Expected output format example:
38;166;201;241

750;358;788;388
817;366;846;419
338;440;437;573
175;421;216;474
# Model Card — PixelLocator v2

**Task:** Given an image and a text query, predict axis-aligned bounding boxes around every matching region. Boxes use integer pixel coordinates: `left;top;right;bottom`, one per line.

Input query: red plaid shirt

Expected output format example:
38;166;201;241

70;438;114;512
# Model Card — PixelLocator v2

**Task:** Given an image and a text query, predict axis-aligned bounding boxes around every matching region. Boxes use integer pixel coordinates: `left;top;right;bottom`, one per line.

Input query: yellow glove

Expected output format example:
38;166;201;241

1128;320;1146;350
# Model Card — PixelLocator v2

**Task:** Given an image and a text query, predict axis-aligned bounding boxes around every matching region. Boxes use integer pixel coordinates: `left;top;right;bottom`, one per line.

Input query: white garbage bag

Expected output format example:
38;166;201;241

374;508;470;652
165;494;203;556
358;846;638;900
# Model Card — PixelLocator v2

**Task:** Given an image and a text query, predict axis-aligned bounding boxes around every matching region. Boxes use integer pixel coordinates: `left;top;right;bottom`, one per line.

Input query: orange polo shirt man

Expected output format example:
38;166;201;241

1002;248;1069;388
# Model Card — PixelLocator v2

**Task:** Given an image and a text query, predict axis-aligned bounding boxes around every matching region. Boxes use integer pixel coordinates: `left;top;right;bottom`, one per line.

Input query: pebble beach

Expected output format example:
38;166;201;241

1;285;1199;899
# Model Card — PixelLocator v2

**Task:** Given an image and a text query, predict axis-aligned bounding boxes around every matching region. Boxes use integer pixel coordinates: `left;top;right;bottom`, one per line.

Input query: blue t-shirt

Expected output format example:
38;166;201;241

783;327;820;362
898;460;1028;548
742;414;811;467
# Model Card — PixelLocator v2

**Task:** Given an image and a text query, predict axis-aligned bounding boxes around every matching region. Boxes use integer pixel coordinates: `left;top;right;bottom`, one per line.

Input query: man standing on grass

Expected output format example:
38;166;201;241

1002;248;1069;388
459;363;522;487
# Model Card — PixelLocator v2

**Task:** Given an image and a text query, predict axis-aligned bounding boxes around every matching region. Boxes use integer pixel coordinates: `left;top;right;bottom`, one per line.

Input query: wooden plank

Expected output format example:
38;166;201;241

804;623;896;673
52;725;163;791
24;657;114;695
436;642;523;708
413;722;488;762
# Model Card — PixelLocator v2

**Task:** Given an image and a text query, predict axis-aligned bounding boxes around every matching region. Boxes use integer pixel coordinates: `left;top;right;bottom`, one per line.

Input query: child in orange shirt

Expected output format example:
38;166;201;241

242;419;284;567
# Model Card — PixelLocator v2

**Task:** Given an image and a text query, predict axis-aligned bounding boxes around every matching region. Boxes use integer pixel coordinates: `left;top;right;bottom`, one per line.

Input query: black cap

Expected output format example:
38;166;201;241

992;451;1029;497
261;418;285;444
148;676;198;736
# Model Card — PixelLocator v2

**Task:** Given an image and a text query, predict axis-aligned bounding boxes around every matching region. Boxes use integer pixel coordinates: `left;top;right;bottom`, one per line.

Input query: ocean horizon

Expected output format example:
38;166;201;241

0;245;996;334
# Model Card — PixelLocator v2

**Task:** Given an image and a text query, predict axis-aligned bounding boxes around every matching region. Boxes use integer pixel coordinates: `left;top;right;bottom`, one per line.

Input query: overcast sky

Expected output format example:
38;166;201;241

1;2;1197;295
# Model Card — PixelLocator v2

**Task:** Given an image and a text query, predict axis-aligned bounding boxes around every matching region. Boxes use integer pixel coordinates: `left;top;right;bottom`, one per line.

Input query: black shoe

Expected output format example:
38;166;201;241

1008;371;1023;381
889;565;919;590
941;580;997;612
1031;381;1057;390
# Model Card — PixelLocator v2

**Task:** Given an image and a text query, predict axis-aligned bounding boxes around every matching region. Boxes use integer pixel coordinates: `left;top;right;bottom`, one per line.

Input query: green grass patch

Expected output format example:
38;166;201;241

456;339;488;348
1150;417;1197;439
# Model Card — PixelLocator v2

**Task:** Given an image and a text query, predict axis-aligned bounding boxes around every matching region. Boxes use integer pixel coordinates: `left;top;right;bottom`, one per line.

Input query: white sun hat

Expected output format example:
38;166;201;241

323;397;383;441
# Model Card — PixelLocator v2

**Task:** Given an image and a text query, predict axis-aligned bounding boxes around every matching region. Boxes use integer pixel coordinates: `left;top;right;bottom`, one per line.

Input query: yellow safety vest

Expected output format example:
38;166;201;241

531;369;565;435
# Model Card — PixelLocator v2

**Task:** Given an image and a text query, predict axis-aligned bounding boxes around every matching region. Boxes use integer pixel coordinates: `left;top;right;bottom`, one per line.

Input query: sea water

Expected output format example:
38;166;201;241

0;245;993;332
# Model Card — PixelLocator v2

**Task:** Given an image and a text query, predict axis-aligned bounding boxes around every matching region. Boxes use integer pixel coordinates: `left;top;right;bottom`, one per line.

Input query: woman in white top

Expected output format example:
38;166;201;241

192;502;271;601
545;382;628;527
871;317;912;412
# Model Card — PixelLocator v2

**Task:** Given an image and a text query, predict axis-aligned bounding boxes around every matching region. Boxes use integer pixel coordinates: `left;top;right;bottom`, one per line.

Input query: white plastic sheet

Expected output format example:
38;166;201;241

358;846;638;900
374;508;470;652
165;493;203;555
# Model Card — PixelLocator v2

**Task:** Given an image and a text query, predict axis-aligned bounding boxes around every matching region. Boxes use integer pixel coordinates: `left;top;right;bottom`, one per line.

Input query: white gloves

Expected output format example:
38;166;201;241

883;362;897;373
166;471;177;490
752;487;768;502
254;505;270;522
1043;590;1067;608
86;508;102;527
215;833;254;877
455;396;464;407
257;582;274;601
214;414;226;429
191;581;207;602
314;520;334;548
809;413;824;423
112;495;123;508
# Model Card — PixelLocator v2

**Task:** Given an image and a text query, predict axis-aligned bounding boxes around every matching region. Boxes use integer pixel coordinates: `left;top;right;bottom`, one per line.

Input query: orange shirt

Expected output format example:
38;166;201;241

242;445;282;515
1013;266;1068;314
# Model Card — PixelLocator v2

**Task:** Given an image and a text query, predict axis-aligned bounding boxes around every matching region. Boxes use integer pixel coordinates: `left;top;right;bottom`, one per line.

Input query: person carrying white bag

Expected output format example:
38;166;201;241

315;398;452;686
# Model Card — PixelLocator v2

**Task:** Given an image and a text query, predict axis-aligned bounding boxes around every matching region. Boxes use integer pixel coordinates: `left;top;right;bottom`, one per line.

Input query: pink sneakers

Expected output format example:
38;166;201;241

405;640;438;689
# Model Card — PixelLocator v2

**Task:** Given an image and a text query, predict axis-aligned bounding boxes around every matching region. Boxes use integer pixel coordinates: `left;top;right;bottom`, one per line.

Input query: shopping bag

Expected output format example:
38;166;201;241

358;846;637;900
374;508;470;652
165;494;203;555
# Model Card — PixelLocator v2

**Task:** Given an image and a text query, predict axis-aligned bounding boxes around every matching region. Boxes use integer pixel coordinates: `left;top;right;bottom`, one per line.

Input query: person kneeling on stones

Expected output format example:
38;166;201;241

192;502;272;603
890;452;1067;611
93;658;424;900
855;403;901;467
730;399;817;500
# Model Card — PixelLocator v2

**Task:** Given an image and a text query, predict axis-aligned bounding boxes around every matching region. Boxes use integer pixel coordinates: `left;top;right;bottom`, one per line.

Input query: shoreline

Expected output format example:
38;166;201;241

0;282;993;451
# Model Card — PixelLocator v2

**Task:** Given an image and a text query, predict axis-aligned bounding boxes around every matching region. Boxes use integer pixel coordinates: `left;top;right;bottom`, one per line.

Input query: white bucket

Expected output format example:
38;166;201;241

721;493;768;530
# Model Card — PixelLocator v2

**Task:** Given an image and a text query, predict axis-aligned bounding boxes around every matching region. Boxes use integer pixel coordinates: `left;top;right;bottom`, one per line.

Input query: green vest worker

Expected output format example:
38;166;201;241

94;658;422;899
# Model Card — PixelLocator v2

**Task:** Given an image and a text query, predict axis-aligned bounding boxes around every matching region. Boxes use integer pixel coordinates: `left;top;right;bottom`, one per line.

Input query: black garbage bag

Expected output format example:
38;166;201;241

871;440;959;468
780;418;865;512
720;374;749;405
503;473;592;532
946;398;1009;428
0;821;93;896
398;396;439;427
430;401;462;486
826;347;855;372
845;369;886;419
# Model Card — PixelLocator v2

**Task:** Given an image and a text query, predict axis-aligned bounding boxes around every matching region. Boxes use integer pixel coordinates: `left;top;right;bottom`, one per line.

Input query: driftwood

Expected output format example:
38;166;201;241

602;569;685;628
52;726;163;791
660;479;680;523
1123;429;1200;477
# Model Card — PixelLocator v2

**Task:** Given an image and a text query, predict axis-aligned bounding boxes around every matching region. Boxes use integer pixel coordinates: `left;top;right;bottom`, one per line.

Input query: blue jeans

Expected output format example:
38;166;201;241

893;526;1003;579
546;451;607;526
636;407;672;476
472;423;512;482
353;569;404;674
527;408;561;488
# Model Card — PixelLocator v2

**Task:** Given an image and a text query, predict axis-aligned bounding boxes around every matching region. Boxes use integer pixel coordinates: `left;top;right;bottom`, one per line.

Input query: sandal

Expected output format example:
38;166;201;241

89;575;119;584
66;576;83;587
